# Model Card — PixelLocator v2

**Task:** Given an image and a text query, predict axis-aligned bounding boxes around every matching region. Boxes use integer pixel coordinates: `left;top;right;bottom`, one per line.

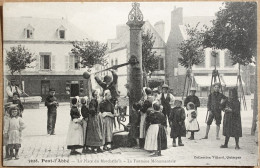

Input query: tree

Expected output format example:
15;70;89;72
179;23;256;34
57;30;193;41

202;2;257;135
203;2;257;65
71;39;108;69
142;30;160;86
178;24;205;69
5;45;36;90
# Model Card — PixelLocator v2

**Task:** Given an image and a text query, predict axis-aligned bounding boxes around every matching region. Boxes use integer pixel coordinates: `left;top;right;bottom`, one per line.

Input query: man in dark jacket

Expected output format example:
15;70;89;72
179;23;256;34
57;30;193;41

94;69;119;105
203;83;226;140
184;87;200;110
45;88;59;136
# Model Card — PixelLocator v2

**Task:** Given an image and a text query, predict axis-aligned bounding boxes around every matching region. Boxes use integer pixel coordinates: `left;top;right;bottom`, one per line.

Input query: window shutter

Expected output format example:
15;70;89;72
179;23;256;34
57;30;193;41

69;55;74;70
35;55;40;70
51;55;56;70
65;55;69;71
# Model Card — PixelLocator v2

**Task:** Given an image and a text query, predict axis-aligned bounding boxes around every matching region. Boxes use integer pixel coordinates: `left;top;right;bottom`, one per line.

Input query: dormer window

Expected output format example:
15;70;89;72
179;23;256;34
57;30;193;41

24;24;34;39
59;30;65;39
57;25;66;39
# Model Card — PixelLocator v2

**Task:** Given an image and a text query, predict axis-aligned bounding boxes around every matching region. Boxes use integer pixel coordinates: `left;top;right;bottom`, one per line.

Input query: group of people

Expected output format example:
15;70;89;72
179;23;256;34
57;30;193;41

129;82;243;156
128;84;201;156
3;70;243;159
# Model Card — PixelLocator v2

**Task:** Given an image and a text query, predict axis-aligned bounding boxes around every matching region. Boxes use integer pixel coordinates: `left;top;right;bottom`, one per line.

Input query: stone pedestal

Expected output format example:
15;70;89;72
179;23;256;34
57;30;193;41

112;132;129;148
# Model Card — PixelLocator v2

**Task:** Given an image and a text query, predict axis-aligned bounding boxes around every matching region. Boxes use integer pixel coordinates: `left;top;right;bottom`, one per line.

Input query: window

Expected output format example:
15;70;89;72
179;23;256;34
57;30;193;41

159;58;164;70
57;25;66;39
74;56;80;69
24;24;34;39
196;51;205;68
224;51;233;67
40;55;51;70
111;59;114;66
26;29;33;38
59;30;65;39
210;51;220;67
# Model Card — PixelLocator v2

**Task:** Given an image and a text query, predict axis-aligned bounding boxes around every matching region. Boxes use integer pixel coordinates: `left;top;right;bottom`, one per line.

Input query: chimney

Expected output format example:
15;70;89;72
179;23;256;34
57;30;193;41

171;7;183;28
154;21;165;41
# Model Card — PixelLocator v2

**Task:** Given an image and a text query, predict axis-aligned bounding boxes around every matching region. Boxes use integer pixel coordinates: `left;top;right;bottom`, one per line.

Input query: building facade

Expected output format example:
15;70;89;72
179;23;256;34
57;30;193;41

4;17;91;101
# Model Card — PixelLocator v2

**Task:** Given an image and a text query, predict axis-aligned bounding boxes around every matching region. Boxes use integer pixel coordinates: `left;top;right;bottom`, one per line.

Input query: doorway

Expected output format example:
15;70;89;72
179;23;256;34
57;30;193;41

70;83;79;97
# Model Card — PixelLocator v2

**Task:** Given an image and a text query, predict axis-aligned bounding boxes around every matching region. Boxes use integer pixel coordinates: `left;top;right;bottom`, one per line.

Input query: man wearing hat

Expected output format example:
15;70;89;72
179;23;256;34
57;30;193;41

94;69;119;105
45;88;59;136
6;78;22;102
203;82;226;140
184;87;200;110
160;84;175;124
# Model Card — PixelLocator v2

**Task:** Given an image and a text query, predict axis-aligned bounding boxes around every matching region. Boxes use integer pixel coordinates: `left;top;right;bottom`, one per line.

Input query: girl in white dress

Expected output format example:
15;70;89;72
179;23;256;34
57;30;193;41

4;105;26;160
186;102;199;140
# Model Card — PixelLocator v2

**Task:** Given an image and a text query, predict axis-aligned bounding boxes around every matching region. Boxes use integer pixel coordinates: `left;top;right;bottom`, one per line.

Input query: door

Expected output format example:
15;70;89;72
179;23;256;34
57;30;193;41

41;80;50;100
70;83;79;97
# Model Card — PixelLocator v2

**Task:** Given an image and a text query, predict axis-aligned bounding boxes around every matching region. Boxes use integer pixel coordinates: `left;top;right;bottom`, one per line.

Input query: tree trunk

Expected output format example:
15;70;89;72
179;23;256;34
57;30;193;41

19;71;23;92
251;56;257;135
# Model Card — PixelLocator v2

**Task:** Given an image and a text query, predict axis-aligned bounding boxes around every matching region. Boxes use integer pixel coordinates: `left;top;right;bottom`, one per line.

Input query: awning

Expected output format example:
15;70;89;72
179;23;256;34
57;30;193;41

194;76;214;87
222;76;245;87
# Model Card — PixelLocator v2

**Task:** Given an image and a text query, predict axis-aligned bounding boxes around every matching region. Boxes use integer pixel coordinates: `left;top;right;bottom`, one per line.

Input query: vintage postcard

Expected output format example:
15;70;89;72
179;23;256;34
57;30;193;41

2;1;258;166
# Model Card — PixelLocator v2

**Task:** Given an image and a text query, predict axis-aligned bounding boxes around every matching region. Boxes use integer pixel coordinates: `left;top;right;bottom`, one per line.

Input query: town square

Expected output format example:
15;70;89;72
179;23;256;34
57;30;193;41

2;1;258;166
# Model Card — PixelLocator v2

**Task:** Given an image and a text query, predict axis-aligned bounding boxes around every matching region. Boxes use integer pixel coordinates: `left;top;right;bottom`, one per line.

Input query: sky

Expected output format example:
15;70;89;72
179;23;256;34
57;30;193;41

3;2;224;42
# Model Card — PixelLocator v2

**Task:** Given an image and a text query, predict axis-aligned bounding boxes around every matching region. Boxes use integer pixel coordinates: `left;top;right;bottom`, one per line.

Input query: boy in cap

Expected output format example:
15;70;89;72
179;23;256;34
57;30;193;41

203;82;226;140
45;88;59;136
160;84;175;124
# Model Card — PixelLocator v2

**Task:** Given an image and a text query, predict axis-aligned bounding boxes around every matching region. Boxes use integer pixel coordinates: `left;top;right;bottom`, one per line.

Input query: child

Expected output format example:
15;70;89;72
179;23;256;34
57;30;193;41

144;102;167;157
12;92;24;117
4;105;26;160
186;102;200;140
80;96;90;154
169;99;186;147
85;90;104;154
66;97;84;155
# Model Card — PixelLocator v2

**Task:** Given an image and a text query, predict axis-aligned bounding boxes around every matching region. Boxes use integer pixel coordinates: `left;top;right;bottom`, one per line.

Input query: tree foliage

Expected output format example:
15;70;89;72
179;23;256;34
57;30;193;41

178;24;205;69
5;45;36;75
71;39;108;69
142;30;160;74
203;2;257;65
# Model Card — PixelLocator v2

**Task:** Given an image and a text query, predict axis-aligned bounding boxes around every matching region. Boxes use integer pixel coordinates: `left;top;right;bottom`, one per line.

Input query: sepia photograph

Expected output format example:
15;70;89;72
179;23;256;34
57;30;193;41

2;1;258;166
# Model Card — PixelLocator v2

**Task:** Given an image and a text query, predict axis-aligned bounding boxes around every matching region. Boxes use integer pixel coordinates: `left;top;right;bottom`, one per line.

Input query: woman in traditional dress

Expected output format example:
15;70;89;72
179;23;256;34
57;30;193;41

99;90;116;151
220;87;242;149
85;90;104;153
139;87;153;148
144;102;167;157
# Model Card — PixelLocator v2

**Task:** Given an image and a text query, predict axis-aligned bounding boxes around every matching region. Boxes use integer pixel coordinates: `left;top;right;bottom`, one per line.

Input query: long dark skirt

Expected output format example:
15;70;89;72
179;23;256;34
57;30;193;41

223;112;242;137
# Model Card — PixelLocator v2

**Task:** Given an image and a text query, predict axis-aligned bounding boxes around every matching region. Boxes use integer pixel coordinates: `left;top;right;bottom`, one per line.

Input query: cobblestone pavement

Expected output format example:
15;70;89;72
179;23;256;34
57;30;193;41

2;103;258;166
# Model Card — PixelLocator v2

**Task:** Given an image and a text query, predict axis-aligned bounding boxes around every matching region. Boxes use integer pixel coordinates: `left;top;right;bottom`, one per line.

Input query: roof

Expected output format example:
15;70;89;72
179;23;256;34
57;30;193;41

4;17;91;41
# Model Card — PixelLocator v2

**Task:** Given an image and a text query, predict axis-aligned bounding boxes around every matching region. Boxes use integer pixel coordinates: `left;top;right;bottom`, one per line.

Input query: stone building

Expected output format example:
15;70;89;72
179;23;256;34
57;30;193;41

4;17;91;101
